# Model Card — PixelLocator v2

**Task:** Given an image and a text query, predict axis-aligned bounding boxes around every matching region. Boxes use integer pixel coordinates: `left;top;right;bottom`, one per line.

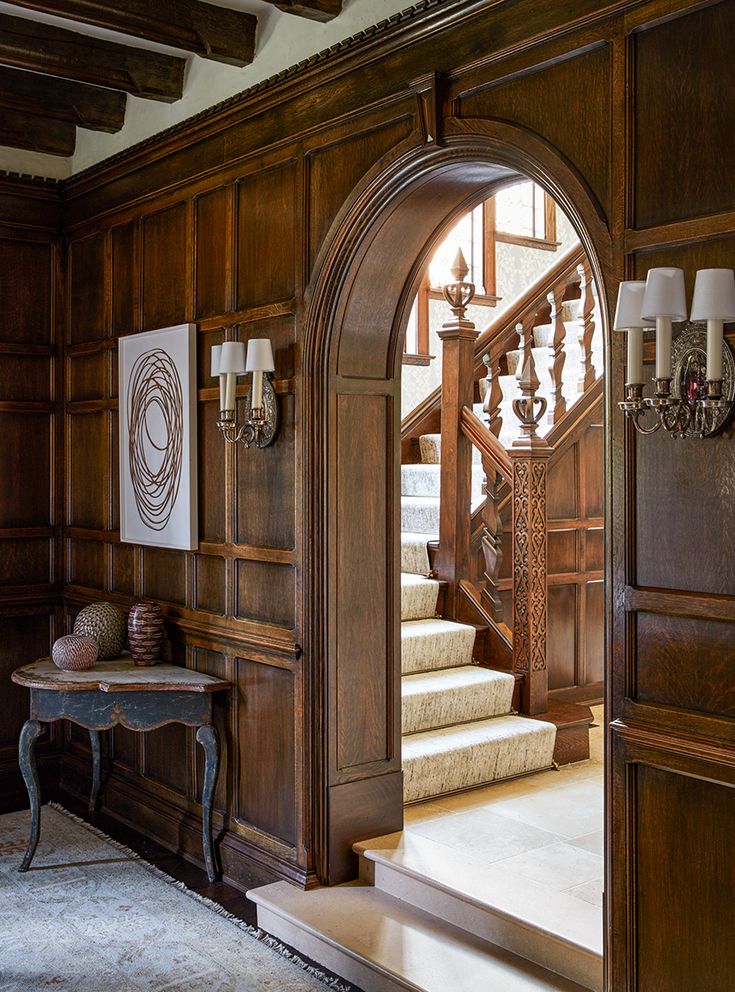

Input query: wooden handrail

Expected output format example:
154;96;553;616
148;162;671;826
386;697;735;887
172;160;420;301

400;242;586;452
460;406;512;478
471;242;585;377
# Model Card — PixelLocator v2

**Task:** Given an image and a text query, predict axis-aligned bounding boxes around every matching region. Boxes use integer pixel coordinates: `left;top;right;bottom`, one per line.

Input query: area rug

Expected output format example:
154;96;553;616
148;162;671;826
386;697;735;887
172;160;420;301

0;805;352;992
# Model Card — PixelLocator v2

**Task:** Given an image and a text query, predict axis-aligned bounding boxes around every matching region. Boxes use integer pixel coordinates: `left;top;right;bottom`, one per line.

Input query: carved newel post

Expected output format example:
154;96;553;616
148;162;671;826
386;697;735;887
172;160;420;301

436;248;479;617
510;337;551;715
480;350;504;622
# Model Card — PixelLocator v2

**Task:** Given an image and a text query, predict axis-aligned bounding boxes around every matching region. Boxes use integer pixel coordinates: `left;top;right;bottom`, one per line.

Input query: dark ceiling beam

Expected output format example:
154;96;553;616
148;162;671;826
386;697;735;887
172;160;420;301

263;0;342;21
0;106;75;156
0;67;126;133
6;1;257;67
0;12;185;102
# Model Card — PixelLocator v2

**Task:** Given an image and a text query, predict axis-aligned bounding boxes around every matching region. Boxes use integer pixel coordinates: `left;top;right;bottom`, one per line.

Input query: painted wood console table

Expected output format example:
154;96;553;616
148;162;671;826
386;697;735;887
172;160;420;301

11;658;231;883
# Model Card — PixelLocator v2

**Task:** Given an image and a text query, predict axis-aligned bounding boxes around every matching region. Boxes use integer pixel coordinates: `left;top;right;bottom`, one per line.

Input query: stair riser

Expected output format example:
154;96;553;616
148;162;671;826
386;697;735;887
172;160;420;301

402;678;513;733
403;727;556;803
401;583;439;622
401;538;431;575
402;464;485;500
401;500;440;535
401;627;475;673
255;905;412;992
370;862;602;992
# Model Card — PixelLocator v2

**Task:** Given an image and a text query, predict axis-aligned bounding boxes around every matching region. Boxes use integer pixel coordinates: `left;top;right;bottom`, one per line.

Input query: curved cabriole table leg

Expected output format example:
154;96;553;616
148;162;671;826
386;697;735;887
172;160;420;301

18;719;45;872
196;724;220;883
89;729;102;813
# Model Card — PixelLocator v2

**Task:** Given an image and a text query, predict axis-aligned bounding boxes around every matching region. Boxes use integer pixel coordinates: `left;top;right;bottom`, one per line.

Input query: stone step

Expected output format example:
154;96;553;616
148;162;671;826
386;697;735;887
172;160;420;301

401;532;433;575
401;494;441;534
400;574;439;621
400;618;476;674
402;715;556;803
354;832;602;991
401;462;485;499
402;665;515;734
249;881;590;992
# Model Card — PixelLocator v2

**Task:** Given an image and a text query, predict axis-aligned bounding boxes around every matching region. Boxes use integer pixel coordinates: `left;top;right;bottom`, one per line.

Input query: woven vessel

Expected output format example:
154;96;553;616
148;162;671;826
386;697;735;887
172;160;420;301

73;602;127;660
127;601;164;666
52;634;99;671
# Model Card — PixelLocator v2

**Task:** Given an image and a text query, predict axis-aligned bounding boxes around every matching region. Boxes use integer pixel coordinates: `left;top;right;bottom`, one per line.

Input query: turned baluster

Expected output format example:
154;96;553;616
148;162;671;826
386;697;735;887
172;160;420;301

510;347;551;715
546;285;567;425
479;351;504;622
577;258;597;392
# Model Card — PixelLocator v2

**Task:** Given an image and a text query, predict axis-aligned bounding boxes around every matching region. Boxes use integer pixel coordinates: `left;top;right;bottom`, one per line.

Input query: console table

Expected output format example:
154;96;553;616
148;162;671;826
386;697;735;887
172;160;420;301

11;658;231;883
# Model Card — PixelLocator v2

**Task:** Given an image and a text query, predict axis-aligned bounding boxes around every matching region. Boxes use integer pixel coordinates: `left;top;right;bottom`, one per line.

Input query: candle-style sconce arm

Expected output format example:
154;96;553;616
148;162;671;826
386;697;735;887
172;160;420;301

216;373;279;449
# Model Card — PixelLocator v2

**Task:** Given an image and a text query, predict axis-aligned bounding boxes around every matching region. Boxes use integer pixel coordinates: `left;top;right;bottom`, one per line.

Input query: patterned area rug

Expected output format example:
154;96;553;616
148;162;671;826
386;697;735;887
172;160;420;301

0;805;350;992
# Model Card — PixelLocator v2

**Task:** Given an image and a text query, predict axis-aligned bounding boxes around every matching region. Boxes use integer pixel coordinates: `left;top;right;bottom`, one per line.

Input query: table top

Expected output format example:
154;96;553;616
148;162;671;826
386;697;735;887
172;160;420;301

11;656;231;694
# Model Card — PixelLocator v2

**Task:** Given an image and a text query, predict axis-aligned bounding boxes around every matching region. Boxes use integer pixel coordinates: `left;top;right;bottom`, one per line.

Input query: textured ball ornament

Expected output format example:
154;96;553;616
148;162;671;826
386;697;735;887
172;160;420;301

73;602;127;660
52;634;99;671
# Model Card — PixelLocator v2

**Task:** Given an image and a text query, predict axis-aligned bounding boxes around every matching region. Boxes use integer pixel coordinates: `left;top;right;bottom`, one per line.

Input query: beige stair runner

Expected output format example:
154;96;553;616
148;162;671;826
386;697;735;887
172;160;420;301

400;436;555;803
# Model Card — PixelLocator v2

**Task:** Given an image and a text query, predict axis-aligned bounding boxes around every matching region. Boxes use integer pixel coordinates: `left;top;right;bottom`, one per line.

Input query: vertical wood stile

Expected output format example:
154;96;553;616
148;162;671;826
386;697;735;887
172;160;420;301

510;348;551;715
546;285;567;425
577;258;596;393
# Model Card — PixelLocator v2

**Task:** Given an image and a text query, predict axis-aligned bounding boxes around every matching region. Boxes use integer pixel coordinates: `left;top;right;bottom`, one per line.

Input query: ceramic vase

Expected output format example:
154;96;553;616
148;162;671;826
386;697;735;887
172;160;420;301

52;634;99;671
73;602;127;660
127;601;164;666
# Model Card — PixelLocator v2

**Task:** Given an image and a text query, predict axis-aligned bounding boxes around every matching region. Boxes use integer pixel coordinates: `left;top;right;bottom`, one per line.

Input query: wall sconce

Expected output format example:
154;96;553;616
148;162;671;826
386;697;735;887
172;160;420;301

210;338;278;447
615;267;735;437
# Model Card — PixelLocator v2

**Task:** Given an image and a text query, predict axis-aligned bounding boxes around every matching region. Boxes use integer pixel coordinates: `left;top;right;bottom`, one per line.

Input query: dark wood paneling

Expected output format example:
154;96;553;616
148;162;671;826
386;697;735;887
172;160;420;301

0;612;53;744
111;220;138;336
110;543;136;596
307;118;414;272
334;392;391;770
195;555;226;614
0;353;52;402
143;547;188;605
236;392;295;550
142;203;188;329
459;45;611;216
143;723;189;795
198;400;226;544
67;538;105;590
636;612;735;717
196;186;232;318
69;233;106;342
584;580;604;685
0;539;51;587
67;412;106;530
547;444;577;519
236;163;296;308
0;413;51;528
236;658;295;844
548;584;576;690
634;2;735;229
68;351;105;402
0;238;52;343
236;560;294;627
636;764;735;992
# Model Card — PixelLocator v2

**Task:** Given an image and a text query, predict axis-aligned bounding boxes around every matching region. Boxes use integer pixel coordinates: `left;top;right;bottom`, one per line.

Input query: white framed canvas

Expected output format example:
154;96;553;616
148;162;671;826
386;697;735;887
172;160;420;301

119;323;198;551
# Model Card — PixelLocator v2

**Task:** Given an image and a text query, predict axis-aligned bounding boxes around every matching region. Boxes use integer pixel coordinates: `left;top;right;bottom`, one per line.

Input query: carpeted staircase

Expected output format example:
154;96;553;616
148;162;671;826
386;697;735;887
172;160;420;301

399;454;556;803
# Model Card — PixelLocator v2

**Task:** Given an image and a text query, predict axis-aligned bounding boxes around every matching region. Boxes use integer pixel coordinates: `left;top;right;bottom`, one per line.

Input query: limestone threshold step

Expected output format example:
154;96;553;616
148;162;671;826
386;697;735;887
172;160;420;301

249;880;590;992
354;832;602;991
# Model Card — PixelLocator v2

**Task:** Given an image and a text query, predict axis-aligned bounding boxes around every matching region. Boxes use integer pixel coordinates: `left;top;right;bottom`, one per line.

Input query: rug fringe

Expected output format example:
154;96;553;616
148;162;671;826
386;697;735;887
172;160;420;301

45;803;355;992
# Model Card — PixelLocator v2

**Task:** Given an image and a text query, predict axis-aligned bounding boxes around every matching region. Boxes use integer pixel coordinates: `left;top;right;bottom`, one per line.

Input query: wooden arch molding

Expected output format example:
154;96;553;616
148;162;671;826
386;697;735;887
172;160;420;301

302;117;613;884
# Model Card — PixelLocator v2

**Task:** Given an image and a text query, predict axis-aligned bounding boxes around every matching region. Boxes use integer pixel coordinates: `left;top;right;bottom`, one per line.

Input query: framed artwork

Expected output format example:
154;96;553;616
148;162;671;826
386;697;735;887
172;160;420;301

118;323;198;550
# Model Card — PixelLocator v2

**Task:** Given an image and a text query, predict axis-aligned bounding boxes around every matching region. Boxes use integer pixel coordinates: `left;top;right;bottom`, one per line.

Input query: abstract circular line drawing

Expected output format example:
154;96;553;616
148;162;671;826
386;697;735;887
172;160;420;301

127;347;184;531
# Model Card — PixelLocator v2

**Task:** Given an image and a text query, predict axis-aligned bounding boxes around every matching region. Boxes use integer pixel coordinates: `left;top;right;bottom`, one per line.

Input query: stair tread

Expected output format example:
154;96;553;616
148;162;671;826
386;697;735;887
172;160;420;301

400;618;477;673
403;714;555;752
402;665;514;694
354;831;602;957
249;881;589;992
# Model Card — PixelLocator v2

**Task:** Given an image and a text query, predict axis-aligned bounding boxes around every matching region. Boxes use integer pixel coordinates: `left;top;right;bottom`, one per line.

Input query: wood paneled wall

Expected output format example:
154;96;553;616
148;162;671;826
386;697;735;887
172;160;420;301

3;1;735;984
0;174;63;809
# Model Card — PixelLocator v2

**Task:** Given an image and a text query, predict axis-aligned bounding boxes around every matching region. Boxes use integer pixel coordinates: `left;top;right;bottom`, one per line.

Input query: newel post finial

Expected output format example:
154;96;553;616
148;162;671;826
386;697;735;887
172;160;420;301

442;247;475;316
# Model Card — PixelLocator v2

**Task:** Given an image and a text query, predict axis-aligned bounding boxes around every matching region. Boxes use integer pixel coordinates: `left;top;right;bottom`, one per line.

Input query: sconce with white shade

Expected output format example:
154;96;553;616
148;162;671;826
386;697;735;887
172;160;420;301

210;337;279;448
615;266;735;438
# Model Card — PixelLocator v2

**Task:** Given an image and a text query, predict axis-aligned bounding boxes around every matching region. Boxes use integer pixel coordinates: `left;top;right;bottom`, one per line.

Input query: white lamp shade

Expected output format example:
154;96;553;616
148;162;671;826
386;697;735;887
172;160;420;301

210;344;222;377
246;338;275;373
690;268;735;321
641;267;687;321
613;281;655;330
218;341;247;375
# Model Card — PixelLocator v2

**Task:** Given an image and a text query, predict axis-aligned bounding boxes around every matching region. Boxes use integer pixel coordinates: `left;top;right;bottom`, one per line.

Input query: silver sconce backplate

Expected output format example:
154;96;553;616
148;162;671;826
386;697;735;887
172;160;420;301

671;321;735;437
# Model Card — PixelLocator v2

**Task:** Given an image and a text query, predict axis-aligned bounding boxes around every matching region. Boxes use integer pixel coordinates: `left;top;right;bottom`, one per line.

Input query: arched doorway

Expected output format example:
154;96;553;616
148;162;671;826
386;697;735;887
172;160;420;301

302;118;613;885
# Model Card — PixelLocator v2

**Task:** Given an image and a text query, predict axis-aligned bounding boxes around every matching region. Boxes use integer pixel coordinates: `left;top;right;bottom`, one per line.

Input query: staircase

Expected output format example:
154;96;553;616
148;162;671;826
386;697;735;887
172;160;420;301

399;449;556;803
